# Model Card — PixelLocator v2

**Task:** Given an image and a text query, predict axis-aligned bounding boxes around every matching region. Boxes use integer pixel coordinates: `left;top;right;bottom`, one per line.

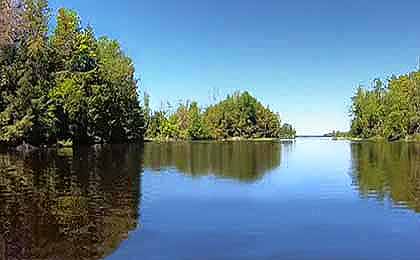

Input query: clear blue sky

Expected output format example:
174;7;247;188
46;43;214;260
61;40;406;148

50;0;420;135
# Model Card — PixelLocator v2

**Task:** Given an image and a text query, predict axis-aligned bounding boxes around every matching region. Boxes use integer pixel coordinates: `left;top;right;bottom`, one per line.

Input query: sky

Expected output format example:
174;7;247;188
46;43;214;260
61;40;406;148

50;0;420;135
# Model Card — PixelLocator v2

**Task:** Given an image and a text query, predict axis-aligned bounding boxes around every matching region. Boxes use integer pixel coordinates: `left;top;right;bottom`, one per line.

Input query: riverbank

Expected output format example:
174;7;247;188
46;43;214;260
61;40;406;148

144;137;296;143
1;137;296;152
332;134;420;142
0;139;139;152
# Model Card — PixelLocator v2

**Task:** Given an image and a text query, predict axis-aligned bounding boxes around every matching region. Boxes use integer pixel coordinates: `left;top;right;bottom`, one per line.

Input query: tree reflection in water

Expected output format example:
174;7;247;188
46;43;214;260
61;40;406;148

350;142;420;212
144;141;290;182
0;145;143;260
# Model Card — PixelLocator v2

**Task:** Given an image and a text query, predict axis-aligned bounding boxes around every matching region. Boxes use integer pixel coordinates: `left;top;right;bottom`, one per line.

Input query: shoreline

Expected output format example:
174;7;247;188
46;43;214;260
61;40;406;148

1;137;296;152
332;135;420;143
3;135;419;152
144;137;296;143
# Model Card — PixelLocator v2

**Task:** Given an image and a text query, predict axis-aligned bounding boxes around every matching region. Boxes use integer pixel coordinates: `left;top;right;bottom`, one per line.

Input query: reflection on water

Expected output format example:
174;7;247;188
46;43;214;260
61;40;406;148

350;142;420;212
144;141;290;182
0;145;143;260
113;139;420;260
1;140;420;260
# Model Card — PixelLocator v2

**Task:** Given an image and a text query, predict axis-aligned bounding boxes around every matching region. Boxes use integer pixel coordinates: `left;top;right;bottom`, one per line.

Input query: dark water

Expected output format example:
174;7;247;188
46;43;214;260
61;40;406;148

0;139;419;260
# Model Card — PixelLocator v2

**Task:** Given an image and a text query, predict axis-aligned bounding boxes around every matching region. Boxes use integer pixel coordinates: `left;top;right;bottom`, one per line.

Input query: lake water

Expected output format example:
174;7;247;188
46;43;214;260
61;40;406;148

0;139;419;260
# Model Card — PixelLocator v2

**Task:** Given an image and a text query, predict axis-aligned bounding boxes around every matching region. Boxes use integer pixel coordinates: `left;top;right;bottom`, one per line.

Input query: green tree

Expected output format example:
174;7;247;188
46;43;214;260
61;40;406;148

187;102;209;140
0;0;54;145
202;91;290;139
350;70;420;140
0;2;144;146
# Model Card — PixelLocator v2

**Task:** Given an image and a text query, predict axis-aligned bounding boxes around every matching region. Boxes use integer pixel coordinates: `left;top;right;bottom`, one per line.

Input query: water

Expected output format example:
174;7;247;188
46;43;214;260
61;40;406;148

0;139;419;260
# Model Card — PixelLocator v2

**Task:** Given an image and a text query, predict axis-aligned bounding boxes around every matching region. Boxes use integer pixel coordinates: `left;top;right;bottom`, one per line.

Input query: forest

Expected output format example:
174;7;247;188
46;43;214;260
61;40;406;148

144;91;296;141
350;70;420;141
0;0;294;147
0;0;144;146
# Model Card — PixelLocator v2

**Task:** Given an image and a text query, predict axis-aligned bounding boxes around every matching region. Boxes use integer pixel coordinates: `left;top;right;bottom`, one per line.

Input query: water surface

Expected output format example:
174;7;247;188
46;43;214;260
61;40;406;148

0;139;420;259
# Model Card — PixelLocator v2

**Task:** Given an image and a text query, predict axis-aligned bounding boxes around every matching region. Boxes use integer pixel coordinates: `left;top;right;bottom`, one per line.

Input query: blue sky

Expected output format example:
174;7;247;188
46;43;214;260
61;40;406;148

50;0;420;135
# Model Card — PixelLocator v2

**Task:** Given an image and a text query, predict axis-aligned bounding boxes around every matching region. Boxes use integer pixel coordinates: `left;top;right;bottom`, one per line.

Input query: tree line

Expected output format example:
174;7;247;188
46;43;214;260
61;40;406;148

144;91;296;141
350;69;420;141
0;0;295;147
0;0;144;146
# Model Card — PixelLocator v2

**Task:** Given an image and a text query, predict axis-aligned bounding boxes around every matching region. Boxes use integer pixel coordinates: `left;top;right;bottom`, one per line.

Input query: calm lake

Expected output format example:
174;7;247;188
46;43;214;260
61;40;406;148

0;139;419;260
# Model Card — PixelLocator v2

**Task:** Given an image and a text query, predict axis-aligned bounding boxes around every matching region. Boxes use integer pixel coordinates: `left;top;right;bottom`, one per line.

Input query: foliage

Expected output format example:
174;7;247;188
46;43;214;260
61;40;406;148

203;91;294;139
145;91;296;140
145;101;210;141
0;1;144;146
324;130;350;138
350;72;420;141
279;123;297;139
